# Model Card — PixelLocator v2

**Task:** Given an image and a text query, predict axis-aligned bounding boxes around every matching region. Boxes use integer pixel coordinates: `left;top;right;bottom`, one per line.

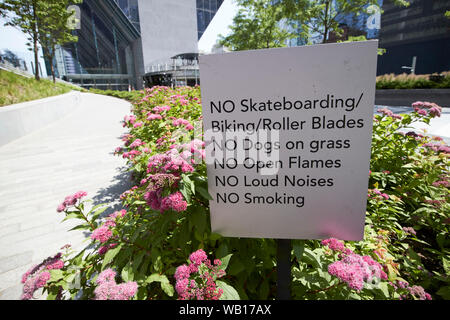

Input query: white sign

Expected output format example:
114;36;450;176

199;41;378;240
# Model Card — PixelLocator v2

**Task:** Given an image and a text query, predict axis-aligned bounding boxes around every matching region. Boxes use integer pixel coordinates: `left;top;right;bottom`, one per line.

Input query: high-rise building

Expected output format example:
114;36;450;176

48;0;225;89
55;0;141;90
377;0;450;75
114;0;141;32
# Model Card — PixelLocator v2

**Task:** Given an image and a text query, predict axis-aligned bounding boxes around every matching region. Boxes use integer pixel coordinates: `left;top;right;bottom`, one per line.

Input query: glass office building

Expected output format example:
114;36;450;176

54;0;141;90
196;0;224;39
114;0;140;32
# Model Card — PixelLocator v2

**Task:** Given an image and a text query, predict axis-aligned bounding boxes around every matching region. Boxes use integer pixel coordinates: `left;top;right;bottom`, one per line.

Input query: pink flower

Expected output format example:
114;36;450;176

172;118;191;127
189;249;208;267
147;114;163;121
417;109;427;116
175;264;191;281
117;281;138;298
129;139;143;148
46;260;64;270
160;191;188;213
91;226;113;243
96;269;117;284
321;238;345;252
402;227;417;236
174;250;225;300
133;121;143;128
327;253;387;292
35;271;51;288
56;203;66;212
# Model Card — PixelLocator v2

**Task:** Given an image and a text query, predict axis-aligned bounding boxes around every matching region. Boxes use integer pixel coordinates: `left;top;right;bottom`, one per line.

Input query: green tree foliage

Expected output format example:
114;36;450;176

218;0;294;51
0;0;42;80
37;0;81;83
0;0;80;82
222;0;410;51
280;0;410;44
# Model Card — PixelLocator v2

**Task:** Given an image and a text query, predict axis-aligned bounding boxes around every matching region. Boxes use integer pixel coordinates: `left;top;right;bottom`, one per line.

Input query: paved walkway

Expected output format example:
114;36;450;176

0;93;132;299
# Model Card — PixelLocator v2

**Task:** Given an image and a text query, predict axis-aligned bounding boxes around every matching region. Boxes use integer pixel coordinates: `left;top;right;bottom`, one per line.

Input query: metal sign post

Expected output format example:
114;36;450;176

276;239;292;300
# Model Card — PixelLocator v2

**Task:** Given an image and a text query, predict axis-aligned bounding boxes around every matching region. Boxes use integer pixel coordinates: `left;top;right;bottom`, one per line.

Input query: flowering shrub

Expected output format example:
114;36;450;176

22;86;449;300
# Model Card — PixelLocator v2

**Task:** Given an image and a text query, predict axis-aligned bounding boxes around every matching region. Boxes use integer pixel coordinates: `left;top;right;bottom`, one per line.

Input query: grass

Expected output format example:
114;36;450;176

376;71;450;89
0;69;83;107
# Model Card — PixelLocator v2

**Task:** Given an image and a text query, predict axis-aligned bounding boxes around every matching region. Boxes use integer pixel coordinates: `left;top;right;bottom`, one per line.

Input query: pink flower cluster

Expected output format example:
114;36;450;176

123;115;136;127
172;118;194;130
91;225;113;243
390;280;432;300
423;143;450;154
412;101;442;118
327;253;388;292
368;189;389;200
94;269;138;300
147;113;163;121
122;149;141;160
432;180;449;188
144;190;188;213
152;105;171;113
21;253;64;300
129;139;143;149
377;107;402;120
171;139;206;165
147;149;194;174
174;249;225;300
321;238;353;255
91;210;126;245
56;191;87;212
402;227;417;236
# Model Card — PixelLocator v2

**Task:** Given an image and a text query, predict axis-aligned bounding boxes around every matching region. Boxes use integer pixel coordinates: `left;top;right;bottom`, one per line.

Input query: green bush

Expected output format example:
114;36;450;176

376;72;450;89
21;87;449;300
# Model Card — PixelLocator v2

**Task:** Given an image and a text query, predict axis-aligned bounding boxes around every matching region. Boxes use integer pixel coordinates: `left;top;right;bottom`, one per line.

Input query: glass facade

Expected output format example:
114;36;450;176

196;0;224;39
114;0;141;32
56;0;140;90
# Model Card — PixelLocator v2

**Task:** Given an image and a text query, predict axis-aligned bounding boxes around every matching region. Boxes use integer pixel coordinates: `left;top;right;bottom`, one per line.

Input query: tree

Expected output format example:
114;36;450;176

218;0;295;51
279;0;410;44
0;0;80;82
0;0;42;80
37;0;81;83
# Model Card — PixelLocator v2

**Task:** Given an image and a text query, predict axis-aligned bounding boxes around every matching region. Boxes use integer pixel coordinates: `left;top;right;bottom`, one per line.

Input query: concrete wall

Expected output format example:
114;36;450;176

137;0;198;69
375;89;450;108
0;91;81;146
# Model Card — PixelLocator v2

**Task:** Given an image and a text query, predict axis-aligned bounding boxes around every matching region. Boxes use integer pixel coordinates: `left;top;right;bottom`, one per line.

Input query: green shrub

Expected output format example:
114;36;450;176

376;72;450;89
22;87;449;300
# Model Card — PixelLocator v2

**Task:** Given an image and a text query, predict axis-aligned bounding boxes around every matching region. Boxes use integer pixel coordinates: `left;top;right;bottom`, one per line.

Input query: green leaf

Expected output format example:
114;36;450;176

196;186;213;200
293;240;305;262
145;273;174;297
61;212;81;222
102;244;122;270
218;254;233;271
436;286;450;300
49;269;64;282
228;259;245;276
217;280;240;300
69;224;91;231
209;232;222;241
90;206;108;221
160;279;174;297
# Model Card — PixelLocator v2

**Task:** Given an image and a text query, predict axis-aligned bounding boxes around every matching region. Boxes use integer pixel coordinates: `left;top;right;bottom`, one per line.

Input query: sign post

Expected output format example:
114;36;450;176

198;41;379;298
276;239;292;300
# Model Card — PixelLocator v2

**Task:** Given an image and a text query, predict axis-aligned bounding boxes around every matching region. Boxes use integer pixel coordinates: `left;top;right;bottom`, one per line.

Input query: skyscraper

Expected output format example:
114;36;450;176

49;0;225;89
